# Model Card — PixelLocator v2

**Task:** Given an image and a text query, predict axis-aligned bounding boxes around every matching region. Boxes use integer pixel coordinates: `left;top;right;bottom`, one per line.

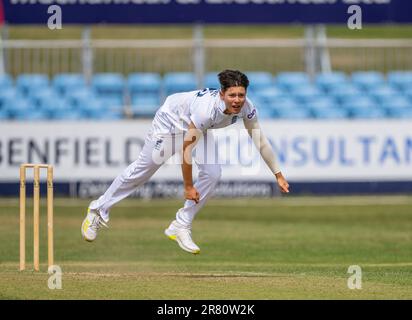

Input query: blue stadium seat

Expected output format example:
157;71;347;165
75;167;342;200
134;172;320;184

342;96;378;110
379;95;411;108
66;89;124;119
244;93;259;105
163;72;197;96
204;72;220;89
83;99;124;120
92;73;125;105
351;71;385;91
66;88;98;108
5;98;50;120
305;97;340;113
100;96;125;110
405;87;412;101
52;109;85;120
131;104;159;118
312;107;348;119
128;73;162;96
268;97;301;112
0;74;13;88
342;96;382;118
0;87;21;109
253;86;287;104
13;70;412;121
275;72;310;91
329;84;363;104
93;112;124;120
388;107;412;118
17;109;49;121
131;93;160;105
4;98;34;119
291;85;323;104
387;71;412;91
131;94;160;117
0;109;10;120
244;96;266;113
256;107;276;119
315;72;348;92
29;88;59;107
380;96;412;115
349;107;387;119
53;73;86;96
16;74;49;96
369;84;400;102
39;99;69;118
92;73;125;93
274;107;312;119
79;98;105;116
244;71;273;92
98;96;125;113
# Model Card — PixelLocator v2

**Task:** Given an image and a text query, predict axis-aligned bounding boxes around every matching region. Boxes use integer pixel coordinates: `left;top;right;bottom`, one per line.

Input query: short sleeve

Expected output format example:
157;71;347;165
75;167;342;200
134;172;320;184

189;98;213;131
242;97;258;122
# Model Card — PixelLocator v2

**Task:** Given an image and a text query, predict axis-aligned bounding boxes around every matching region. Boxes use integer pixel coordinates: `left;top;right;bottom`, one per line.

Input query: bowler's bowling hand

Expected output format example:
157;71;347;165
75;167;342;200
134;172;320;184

184;186;200;204
275;172;290;194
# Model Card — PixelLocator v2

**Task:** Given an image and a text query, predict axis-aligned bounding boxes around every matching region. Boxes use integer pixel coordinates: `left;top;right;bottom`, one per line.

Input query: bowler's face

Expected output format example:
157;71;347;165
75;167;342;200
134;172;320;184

220;86;247;115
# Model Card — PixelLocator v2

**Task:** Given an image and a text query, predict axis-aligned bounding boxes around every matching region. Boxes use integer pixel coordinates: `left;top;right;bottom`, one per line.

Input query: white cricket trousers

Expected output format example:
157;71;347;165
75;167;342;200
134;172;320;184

89;130;221;228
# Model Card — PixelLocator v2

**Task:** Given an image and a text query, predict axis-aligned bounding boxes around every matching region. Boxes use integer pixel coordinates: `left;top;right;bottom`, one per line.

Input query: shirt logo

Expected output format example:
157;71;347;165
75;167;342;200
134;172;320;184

197;89;208;97
197;88;219;97
247;109;256;119
154;139;163;150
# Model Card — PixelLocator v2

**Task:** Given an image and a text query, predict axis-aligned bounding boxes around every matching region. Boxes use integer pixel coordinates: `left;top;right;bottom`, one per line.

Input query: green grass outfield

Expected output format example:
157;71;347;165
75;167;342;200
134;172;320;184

1;196;412;300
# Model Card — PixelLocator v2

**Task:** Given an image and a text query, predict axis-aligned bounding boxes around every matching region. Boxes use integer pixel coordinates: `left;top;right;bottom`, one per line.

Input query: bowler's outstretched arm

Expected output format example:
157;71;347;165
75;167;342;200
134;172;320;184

244;117;290;193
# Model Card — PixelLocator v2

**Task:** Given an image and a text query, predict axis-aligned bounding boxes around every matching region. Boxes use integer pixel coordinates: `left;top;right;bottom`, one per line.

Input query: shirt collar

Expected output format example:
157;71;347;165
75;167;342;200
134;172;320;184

217;99;227;114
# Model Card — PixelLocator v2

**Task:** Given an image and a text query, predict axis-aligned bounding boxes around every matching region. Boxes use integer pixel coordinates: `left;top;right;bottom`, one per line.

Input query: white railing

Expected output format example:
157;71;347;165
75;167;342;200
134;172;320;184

1;37;412;81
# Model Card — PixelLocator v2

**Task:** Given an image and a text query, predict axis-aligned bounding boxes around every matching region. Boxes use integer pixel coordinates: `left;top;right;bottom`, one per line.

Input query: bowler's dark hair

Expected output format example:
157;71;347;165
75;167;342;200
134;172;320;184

218;70;249;92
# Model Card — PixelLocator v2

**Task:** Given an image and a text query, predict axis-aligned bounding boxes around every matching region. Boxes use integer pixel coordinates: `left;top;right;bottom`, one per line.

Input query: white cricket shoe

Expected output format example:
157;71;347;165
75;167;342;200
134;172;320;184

164;220;200;254
81;208;108;242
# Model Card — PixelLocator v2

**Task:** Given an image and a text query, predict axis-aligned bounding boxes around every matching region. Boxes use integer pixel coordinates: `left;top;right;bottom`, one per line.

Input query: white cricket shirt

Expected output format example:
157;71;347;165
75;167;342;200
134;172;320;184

151;88;257;135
